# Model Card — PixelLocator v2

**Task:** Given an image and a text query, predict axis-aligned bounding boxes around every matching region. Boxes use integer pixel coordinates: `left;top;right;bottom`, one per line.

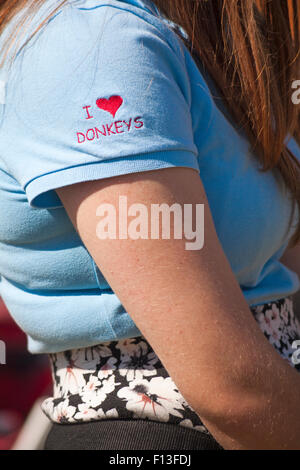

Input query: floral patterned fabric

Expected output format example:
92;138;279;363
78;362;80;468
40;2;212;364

42;297;300;433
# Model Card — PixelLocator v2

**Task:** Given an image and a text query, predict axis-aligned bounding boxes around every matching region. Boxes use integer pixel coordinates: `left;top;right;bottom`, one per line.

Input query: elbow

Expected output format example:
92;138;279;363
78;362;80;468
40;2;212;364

188;371;276;437
193;388;272;446
197;390;265;424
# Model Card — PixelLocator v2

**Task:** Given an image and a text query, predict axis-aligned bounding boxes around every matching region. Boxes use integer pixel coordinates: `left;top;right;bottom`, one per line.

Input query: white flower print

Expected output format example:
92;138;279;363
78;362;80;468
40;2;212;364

42;301;300;431
98;357;118;380
117;377;185;422
270;303;282;329
255;301;300;354
118;341;158;381
255;310;282;349
281;301;291;325
48;355;63;399
43;398;76;423
115;338;141;356
54;354;87;396
86;375;102;390
80;389;106;408
80;375;120;408
90;344;114;360
102;375;121;393
58;368;87;396
74;403;99;421
41;397;55;420
97;408;119;419
179;419;209;434
71;346;113;372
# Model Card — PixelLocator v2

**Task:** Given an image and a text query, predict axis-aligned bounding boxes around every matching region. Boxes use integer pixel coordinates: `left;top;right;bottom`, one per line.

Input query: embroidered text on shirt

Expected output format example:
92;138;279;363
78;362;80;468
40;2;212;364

82;95;123;121
77;96;144;144
76;116;144;144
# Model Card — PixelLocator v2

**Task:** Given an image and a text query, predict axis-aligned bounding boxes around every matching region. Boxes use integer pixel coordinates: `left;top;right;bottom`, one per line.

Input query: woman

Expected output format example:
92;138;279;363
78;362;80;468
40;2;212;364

0;0;300;450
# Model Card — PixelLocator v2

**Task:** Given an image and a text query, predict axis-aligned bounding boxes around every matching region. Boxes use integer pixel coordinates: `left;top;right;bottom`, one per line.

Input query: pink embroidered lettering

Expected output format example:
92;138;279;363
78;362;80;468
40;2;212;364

83;105;94;120
134;116;144;129
86;128;96;141
114;121;124;134
77;97;144;144
95;126;107;138
77;132;86;144
123;118;132;131
106;123;116;135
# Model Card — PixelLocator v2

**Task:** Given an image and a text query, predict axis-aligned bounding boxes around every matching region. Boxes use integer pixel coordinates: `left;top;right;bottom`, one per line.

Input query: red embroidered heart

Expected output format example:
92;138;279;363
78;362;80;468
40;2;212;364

96;95;123;118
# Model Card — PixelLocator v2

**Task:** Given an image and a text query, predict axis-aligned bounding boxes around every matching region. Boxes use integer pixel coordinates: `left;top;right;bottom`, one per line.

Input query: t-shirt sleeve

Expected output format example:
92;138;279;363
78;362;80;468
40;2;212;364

3;2;201;208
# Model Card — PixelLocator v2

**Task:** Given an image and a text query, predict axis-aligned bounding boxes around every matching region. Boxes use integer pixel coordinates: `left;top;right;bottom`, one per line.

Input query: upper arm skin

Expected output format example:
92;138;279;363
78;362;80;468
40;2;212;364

56;167;300;450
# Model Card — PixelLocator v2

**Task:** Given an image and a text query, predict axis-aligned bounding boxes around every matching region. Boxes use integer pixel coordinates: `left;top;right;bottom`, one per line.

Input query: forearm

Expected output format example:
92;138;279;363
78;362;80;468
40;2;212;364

81;221;300;450
195;354;300;450
162;278;300;449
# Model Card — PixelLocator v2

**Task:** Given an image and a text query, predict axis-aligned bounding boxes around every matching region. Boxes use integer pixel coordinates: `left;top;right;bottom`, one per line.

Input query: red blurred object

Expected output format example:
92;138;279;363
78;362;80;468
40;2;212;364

0;298;52;450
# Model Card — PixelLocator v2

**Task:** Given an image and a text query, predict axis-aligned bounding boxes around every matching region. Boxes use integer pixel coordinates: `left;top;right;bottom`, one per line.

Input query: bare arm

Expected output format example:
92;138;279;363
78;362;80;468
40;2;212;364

57;167;300;450
281;244;300;317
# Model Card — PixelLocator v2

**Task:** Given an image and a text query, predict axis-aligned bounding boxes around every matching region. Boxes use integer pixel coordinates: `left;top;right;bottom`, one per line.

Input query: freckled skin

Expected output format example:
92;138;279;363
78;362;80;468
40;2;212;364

57;167;300;450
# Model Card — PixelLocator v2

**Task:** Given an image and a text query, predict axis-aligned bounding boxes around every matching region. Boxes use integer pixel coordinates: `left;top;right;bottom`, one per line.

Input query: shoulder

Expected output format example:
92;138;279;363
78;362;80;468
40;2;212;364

1;1;203;208
19;0;188;67
68;0;187;54
5;0;196;140
6;0;191;104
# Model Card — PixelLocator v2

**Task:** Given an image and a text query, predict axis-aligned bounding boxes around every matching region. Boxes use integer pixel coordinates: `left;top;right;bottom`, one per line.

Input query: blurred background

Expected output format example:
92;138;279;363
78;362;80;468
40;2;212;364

0;298;52;450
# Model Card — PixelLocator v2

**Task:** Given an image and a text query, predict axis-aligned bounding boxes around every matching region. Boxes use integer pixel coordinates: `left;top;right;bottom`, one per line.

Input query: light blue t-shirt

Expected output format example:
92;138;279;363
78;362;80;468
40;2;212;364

0;0;299;354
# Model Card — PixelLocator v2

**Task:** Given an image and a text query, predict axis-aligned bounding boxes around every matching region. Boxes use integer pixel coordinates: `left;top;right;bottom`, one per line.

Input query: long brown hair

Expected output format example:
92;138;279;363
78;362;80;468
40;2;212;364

1;0;300;245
